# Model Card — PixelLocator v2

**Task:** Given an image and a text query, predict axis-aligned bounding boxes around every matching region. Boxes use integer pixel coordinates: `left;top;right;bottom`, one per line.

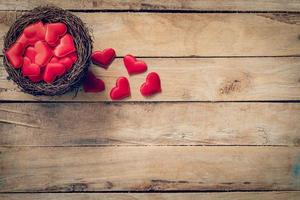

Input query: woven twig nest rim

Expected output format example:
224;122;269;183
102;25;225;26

3;6;93;96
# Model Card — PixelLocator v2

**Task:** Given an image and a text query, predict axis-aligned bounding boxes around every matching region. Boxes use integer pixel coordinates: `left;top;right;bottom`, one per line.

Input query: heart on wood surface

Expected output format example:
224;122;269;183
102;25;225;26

91;48;116;68
110;77;131;100
83;71;105;93
140;72;161;96
123;54;147;75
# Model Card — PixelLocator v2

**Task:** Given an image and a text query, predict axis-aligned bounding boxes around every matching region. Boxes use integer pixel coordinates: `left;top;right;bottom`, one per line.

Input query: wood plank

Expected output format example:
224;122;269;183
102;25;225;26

1;57;300;101
0;11;16;53
59;12;300;57
1;103;299;146
1;192;300;200
1;12;300;56
0;0;300;12
0;146;299;192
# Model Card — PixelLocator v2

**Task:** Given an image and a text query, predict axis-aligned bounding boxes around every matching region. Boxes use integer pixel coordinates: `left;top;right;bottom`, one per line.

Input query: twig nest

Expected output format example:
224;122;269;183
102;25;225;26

3;6;93;96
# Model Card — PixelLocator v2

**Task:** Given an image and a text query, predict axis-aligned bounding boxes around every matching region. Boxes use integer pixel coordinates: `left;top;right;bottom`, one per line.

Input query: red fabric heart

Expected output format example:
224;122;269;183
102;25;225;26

54;34;76;57
20;21;45;46
123;54;147;75
43;63;66;83
34;41;53;66
24;46;36;63
83;71;105;93
22;57;40;77
110;77;131;100
69;53;78;62
140;72;161;96
91;48;116;68
28;74;43;83
50;53;77;71
5;42;25;68
45;22;67;46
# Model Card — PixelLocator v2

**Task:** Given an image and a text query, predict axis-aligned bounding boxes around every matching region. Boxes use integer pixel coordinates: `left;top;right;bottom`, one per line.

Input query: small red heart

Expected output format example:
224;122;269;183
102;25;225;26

91;48;116;68
110;77;131;100
24;46;36;63
22;57;40;77
19;21;45;46
140;72;161;96
43;63;66;83
54;34;76;57
5;42;25;68
34;41;53;66
45;22;67;46
123;54;147;75
69;52;78;63
28;74;43;83
83;71;105;93
50;53;77;71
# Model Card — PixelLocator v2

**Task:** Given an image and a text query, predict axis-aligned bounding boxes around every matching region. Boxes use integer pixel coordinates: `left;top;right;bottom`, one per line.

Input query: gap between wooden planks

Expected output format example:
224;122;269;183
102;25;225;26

0;12;300;57
0;57;299;101
1;192;300;200
0;146;299;192
0;0;300;12
0;102;299;146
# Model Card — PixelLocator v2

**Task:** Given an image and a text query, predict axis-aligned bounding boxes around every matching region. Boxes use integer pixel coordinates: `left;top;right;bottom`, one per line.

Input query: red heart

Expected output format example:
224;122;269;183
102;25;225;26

22;57;40;77
50;53;77;71
140;72;161;96
110;77;130;100
69;53;78;62
43;63;66;83
28;75;43;83
5;42;25;68
54;34;76;57
45;22;67;46
83;71;105;93
91;48;116;68
34;41;53;66
123;54;147;75
24;46;36;63
18;21;45;46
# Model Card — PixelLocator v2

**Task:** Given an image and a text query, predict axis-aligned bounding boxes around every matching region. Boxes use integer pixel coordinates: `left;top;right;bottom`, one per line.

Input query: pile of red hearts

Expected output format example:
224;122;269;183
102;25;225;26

5;21;77;83
84;48;162;100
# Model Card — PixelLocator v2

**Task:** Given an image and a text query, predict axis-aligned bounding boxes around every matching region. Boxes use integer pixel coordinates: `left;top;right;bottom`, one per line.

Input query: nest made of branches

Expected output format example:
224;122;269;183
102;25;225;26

3;6;93;96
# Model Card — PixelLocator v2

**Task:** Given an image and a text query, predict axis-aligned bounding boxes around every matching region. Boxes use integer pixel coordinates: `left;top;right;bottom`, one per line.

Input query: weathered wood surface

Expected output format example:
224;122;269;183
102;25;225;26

1;192;300;200
0;103;299;146
0;11;16;53
1;12;300;56
1;0;300;12
1;57;300;101
0;146;299;192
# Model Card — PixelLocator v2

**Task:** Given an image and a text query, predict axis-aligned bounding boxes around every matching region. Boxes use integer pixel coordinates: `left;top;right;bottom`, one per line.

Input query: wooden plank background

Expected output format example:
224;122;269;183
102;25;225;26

1;57;300;101
0;0;300;199
0;103;299;146
0;0;300;12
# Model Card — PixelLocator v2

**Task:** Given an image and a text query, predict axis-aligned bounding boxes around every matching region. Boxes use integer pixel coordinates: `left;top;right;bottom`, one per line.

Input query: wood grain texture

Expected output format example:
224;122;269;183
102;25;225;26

62;12;300;57
1;12;300;56
1;192;300;200
0;11;16;53
1;103;299;146
0;0;300;12
1;57;300;101
0;146;299;192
